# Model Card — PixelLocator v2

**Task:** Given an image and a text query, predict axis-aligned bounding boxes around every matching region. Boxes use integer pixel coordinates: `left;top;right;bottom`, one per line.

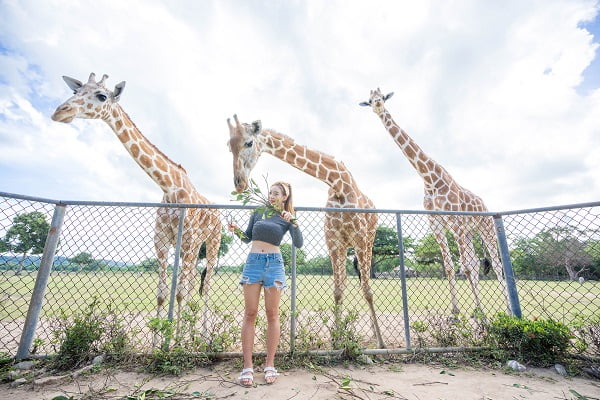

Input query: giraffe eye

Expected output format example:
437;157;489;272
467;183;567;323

96;93;107;102
244;141;253;148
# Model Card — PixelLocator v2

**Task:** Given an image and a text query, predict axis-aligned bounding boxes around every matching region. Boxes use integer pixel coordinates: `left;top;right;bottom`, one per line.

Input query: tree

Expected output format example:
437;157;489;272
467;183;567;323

511;227;595;280
302;254;331;275
511;226;594;280
346;226;416;278
137;257;160;273
370;226;415;278
197;229;234;264
2;211;50;274
280;243;306;272
412;231;489;277
69;252;95;272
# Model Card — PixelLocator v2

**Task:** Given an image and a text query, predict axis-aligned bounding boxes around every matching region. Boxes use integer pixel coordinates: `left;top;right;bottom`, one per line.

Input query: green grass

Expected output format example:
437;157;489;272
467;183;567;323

0;271;598;325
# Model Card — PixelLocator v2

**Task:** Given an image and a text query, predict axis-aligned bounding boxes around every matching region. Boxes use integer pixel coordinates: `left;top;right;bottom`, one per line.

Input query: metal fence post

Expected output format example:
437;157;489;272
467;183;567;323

395;213;411;349
16;204;66;360
290;244;297;353
167;208;186;322
493;214;522;318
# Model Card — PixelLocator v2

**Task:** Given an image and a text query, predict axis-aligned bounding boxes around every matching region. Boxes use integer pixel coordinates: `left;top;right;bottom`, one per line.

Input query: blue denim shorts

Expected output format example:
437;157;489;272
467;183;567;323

239;253;287;289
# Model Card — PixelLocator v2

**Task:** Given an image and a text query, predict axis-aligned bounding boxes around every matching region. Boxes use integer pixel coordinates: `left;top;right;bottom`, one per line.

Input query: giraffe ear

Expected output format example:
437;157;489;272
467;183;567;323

62;76;83;92
250;120;262;135
113;81;126;101
359;101;370;107
384;92;394;101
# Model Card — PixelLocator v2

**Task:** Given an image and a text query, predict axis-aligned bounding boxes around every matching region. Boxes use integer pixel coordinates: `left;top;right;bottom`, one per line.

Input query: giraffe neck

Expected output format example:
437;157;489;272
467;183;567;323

378;110;449;191
261;129;360;198
102;105;196;201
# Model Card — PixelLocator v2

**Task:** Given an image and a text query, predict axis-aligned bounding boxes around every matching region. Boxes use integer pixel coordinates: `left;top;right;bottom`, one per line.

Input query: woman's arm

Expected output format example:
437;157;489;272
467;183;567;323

241;212;257;244
289;224;303;248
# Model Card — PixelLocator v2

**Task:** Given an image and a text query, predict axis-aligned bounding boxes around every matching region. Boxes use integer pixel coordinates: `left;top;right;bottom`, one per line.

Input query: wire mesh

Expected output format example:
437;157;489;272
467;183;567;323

0;194;598;357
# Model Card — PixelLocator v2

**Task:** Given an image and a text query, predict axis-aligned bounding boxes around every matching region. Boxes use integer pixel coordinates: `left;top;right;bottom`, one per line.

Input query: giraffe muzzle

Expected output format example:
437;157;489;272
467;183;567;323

234;175;247;193
51;105;75;123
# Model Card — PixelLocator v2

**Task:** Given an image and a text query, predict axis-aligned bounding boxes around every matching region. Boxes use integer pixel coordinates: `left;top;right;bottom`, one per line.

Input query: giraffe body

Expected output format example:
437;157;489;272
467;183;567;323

361;88;510;315
227;115;385;348
52;73;222;335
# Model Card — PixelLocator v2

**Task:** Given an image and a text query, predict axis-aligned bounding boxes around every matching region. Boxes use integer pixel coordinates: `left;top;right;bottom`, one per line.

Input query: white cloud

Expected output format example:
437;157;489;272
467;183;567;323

0;0;598;214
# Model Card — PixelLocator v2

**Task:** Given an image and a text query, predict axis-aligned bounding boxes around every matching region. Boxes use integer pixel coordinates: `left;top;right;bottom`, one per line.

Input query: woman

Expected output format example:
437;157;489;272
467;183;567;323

228;181;303;387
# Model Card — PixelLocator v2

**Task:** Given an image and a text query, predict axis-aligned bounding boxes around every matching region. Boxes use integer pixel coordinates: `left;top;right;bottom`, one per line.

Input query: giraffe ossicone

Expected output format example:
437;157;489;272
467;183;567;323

52;72;222;340
227;114;385;348
361;87;511;315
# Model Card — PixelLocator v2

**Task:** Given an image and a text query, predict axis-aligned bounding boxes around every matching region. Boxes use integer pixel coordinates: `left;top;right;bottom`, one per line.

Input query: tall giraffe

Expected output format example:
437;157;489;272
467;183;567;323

227;114;385;348
51;73;222;328
360;88;510;315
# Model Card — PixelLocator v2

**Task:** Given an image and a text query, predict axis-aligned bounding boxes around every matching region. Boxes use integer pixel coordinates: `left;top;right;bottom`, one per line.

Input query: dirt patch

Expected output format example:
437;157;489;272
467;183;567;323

3;361;599;400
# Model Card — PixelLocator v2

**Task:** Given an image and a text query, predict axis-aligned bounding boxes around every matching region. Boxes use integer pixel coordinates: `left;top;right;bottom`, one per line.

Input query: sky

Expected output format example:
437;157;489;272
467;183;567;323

1;0;599;213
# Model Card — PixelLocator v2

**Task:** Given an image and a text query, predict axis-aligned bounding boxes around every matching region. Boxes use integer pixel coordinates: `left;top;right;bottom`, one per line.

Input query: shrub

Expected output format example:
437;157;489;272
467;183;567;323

487;313;572;366
570;314;600;356
51;299;132;370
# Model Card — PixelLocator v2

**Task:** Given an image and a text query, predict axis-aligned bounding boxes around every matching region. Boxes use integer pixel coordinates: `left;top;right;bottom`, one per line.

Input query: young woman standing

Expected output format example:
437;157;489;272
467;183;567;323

228;181;303;386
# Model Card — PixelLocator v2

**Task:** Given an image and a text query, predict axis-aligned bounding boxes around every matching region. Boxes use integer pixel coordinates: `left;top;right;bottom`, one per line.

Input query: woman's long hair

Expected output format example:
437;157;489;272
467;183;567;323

273;181;294;215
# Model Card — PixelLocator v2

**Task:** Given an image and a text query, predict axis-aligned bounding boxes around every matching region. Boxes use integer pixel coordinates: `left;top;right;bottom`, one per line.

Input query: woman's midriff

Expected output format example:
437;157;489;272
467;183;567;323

250;240;280;253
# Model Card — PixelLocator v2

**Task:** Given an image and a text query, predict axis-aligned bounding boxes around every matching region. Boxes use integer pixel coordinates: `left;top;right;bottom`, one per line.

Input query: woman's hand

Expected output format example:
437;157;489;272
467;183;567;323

280;211;293;222
281;211;298;226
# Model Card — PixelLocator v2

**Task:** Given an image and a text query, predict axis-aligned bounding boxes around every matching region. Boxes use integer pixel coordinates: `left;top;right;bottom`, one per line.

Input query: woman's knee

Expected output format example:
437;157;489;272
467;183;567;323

244;308;259;321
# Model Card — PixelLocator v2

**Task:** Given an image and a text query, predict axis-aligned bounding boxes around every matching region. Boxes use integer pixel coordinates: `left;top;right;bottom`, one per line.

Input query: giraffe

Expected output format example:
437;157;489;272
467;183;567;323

226;114;385;348
360;88;510;315
51;73;222;332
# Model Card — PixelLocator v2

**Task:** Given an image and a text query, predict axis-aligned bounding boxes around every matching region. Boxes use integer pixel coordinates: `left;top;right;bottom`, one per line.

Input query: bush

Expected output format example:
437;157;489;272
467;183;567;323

487;313;572;366
570;314;600;356
51;299;131;370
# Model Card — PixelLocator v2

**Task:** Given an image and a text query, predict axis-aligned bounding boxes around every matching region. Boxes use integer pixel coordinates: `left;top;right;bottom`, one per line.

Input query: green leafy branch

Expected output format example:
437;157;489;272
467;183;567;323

230;177;297;231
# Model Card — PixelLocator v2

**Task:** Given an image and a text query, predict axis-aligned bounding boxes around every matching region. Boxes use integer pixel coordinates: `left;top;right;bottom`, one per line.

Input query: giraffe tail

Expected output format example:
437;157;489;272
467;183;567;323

479;237;492;275
353;256;361;281
199;267;207;296
482;258;492;275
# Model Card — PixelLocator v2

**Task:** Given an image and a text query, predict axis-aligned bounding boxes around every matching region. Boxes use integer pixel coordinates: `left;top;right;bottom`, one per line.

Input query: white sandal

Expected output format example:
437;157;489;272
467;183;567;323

264;366;279;384
238;367;254;387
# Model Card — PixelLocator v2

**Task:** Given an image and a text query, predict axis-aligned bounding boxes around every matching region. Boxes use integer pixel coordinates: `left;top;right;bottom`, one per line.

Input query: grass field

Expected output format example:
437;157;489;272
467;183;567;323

1;271;598;323
0;270;598;355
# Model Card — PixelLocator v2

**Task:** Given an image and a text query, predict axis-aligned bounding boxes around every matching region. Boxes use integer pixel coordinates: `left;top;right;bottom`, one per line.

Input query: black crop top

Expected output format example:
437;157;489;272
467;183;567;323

242;211;304;248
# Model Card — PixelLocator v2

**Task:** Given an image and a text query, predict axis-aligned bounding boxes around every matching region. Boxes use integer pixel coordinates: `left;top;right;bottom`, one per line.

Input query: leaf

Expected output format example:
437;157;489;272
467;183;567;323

340;376;352;390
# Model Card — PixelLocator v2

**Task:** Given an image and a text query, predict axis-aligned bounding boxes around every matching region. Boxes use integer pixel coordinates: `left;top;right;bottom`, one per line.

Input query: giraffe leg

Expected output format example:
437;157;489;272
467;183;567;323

199;228;222;337
153;212;173;348
455;228;484;314
329;246;348;344
479;217;511;313
430;216;460;314
175;249;199;339
356;248;385;348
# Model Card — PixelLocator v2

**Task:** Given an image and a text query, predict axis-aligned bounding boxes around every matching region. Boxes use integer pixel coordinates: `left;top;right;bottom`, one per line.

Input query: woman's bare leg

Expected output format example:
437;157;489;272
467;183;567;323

264;284;282;382
240;283;262;385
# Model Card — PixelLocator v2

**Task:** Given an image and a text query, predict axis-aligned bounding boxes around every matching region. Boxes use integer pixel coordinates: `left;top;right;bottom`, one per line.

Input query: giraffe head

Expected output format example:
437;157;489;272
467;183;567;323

359;88;394;116
227;114;263;193
52;73;126;123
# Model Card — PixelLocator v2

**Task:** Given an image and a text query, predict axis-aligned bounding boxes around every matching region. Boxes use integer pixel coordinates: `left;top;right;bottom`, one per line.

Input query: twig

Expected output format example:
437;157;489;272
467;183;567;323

412;381;448;386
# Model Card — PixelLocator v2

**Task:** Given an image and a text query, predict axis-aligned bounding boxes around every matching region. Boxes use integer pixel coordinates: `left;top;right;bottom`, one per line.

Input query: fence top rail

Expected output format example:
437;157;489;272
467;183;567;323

1;191;599;216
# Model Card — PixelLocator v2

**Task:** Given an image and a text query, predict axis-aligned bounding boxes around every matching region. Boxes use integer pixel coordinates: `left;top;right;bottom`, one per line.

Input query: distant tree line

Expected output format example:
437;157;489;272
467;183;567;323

1;212;598;280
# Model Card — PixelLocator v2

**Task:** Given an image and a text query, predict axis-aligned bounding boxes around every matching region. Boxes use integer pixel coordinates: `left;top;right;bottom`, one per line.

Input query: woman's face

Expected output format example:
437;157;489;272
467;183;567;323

269;185;287;207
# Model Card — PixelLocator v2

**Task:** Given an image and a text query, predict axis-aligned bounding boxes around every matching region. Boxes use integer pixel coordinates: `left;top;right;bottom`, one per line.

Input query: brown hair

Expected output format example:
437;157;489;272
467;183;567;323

272;181;294;215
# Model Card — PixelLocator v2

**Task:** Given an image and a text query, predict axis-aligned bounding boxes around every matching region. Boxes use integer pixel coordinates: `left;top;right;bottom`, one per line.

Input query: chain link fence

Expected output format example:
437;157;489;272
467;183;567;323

0;192;598;358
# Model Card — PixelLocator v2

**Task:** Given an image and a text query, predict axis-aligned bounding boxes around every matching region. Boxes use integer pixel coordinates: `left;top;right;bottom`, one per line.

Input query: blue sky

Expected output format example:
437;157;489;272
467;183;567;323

0;0;599;212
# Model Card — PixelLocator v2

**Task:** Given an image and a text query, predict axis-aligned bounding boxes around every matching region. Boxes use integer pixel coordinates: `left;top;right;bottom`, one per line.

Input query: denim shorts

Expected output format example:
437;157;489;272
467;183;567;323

239;253;287;289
